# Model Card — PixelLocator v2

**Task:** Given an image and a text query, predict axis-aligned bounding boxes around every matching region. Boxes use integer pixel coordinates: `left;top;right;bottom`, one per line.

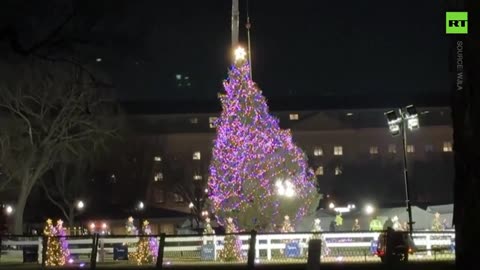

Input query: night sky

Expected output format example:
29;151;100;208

1;0;450;103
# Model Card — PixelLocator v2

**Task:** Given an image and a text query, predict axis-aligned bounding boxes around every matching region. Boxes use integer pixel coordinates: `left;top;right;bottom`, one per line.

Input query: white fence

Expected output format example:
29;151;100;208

0;231;455;263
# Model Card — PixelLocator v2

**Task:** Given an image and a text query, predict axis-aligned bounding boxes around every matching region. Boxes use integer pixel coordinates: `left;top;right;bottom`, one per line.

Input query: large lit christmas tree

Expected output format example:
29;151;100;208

208;48;320;231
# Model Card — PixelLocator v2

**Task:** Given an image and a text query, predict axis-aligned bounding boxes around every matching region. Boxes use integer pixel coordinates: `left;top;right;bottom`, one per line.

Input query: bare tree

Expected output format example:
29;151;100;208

41;159;90;228
163;158;209;229
0;63;117;234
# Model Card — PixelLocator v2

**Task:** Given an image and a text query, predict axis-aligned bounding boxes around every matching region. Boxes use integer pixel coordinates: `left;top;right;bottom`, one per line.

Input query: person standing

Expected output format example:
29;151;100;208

352;219;361;231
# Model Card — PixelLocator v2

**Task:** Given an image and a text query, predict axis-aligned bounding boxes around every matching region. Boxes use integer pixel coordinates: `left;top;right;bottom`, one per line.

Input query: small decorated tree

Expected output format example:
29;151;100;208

218;217;242;262
130;220;156;265
311;218;322;239
44;219;68;266
126;216;138;235
432;212;443;231
203;217;215;235
56;220;70;262
281;215;294;233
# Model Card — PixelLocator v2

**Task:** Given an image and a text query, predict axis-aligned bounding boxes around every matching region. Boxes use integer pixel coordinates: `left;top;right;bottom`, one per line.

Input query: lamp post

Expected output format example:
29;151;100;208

385;105;419;235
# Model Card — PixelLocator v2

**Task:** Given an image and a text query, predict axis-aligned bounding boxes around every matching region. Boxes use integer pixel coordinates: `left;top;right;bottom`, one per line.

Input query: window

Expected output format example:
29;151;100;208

155;190;164;203
175;74;182;80
334;146;343;156
193;174;203;180
289;114;299;120
313;147;323;156
154;172;163;182
209;117;218;128
443;141;453;152
110;174;117;184
193;151;201;160
388;144;397;154
335;166;343;176
369;146;379;155
173;193;184;203
154;156;162;162
406;145;415;153
315;166;324;176
425;144;434;152
189;118;198;124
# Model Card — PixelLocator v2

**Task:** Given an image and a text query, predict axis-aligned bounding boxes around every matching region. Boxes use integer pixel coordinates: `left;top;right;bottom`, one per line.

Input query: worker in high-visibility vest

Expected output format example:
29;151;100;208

335;213;343;230
369;216;383;231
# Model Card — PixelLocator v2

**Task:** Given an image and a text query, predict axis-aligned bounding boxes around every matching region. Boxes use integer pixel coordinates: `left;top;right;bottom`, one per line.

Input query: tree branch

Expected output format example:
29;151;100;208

41;179;70;221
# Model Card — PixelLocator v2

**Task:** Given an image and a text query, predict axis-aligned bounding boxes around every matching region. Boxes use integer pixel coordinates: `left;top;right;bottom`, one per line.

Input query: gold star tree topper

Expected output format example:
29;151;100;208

234;46;247;64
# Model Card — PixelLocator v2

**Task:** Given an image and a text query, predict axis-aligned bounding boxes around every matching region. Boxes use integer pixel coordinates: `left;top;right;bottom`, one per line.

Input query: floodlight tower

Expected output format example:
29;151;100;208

385;105;420;236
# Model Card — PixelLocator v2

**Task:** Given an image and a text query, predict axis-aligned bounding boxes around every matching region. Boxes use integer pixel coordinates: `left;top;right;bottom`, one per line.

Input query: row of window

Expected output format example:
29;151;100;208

314;166;342;176
312;142;453;156
154;151;202;162
205;114;300;128
153;172;203;182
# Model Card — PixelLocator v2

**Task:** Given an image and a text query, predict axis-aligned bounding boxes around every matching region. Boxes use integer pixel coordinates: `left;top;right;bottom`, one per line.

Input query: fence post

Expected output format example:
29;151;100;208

426;233;432;256
247;230;257;270
266;235;271;261
99;238;105;263
213;235;217;260
37;237;42;264
41;235;47;268
90;233;99;270
307;239;322;270
156;233;166;269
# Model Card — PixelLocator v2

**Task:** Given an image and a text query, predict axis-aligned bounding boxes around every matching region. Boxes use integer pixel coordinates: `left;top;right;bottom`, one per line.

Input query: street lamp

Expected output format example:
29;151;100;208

4;204;13;215
137;201;144;210
385;105;419;235
364;204;375;215
329;202;335;209
76;200;85;210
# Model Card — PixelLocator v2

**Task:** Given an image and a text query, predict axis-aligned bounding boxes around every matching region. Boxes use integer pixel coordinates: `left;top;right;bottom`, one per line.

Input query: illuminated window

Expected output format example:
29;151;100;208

369;146;379;155
425;144;434;152
315;166;324;176
190;118;198;124
209;117;218;128
154;156;162;162
110;174;117;184
173;193;184;203
289;114;299;120
193;174;203;180
388;144;397;154
406;145;415;153
176;74;182;80
313;147;323;156
443;141;453;152
154;172;163;182
335;166;343;176
334;146;343;156
193;151;201;160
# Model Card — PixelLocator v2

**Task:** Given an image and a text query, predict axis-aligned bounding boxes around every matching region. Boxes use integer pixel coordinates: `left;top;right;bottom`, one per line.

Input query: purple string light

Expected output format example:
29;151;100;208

208;62;318;231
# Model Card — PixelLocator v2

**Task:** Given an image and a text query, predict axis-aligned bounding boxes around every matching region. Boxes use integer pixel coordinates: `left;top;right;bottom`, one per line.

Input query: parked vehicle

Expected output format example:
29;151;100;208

375;229;415;263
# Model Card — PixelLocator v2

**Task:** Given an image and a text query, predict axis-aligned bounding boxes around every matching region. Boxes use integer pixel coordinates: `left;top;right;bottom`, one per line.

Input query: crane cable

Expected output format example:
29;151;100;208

246;0;253;79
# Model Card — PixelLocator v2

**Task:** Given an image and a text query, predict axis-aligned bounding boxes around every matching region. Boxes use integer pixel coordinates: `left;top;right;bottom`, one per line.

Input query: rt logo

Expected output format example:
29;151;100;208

446;12;468;34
